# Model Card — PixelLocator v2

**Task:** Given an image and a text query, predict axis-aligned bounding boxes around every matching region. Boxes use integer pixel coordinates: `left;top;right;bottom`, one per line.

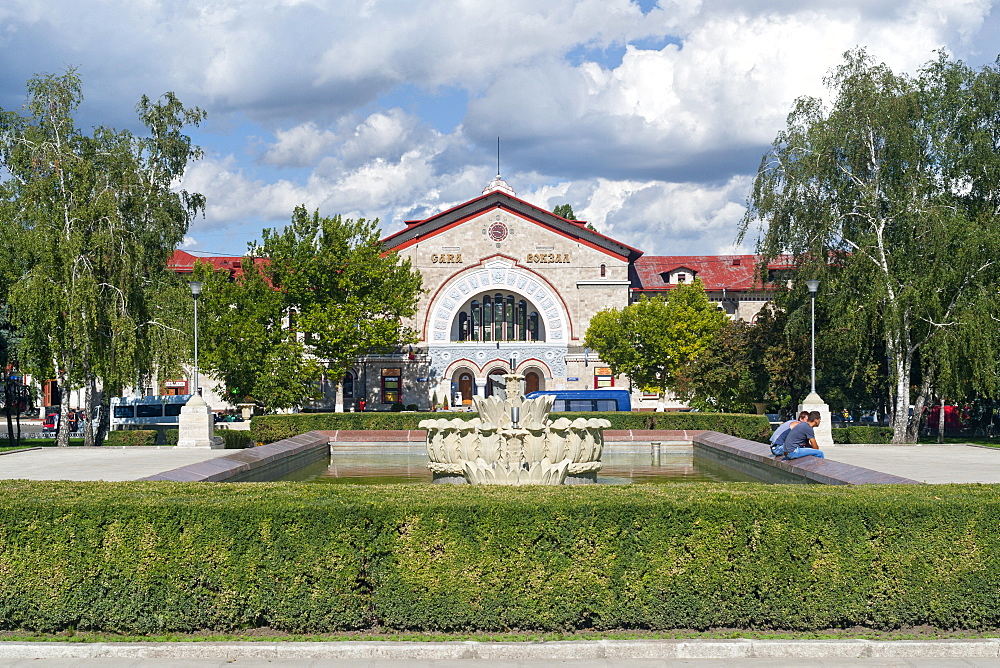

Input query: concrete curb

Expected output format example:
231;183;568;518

0;639;998;660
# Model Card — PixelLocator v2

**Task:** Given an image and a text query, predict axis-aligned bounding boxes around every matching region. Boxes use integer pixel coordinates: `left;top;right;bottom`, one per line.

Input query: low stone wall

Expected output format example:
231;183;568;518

141;432;329;482
140;429;923;485
692;431;921;485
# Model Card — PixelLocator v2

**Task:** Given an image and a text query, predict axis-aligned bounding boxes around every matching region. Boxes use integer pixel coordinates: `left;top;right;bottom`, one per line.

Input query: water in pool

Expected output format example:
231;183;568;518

282;444;759;484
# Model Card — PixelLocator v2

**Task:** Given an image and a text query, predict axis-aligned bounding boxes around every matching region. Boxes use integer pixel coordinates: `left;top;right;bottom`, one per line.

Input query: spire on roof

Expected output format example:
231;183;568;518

482;174;515;196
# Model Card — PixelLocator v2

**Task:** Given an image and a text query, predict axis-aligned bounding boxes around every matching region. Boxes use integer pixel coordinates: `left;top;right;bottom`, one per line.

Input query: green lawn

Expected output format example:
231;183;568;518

0;438;86;450
918;435;1000;447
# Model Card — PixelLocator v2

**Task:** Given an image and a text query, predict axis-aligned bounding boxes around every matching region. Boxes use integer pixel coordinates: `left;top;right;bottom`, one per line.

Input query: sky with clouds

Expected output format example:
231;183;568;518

1;0;997;257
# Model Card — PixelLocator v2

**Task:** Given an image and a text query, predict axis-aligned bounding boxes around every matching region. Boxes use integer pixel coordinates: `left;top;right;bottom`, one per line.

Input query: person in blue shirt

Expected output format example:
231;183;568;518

782;411;825;459
769;411;809;456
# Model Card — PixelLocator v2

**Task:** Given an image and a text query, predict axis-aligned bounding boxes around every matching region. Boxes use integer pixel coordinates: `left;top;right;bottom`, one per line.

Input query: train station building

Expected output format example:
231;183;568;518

342;175;776;412
163;175;782;413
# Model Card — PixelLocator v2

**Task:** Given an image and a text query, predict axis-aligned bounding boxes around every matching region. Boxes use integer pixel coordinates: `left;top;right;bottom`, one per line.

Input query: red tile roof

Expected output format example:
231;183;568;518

167;250;265;278
632;255;788;292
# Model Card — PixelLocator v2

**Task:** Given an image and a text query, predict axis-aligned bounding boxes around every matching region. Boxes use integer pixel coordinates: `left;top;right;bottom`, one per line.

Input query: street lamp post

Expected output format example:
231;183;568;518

189;281;202;396
805;279;819;395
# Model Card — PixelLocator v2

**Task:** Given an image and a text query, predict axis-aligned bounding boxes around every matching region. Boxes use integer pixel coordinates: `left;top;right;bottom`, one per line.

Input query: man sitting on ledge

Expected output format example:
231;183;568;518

782;410;825;460
770;410;809;456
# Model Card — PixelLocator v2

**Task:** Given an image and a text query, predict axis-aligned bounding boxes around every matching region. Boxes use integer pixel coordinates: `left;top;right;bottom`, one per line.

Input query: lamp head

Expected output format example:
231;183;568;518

805;279;820;294
188;280;203;297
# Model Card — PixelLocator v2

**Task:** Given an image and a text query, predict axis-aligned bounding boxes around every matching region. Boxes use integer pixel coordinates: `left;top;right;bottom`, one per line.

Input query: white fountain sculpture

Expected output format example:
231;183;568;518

419;374;611;485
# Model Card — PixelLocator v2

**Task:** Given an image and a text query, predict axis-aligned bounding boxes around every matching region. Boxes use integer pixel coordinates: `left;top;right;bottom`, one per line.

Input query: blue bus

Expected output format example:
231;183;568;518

525;389;631;412
110;394;192;427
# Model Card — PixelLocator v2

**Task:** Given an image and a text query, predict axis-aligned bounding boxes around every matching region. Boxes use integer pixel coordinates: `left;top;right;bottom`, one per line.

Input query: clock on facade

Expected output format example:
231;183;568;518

487;220;509;242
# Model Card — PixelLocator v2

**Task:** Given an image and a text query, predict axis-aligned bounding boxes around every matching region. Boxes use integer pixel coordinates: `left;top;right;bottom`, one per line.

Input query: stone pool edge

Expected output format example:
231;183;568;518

692;431;922;485
140;429;921;485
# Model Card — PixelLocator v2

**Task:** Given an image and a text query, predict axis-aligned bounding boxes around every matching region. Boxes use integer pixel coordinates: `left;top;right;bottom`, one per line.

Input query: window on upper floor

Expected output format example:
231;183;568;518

452;292;543;342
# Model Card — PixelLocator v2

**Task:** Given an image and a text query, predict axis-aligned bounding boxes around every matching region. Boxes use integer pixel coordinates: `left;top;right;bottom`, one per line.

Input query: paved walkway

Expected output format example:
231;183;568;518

1;639;1000;666
3;441;1000;485
822;443;1000;484
0;447;233;481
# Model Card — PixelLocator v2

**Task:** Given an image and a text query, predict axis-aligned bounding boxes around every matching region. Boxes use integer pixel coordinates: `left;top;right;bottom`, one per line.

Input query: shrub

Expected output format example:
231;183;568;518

164;429;179;446
251;411;770;444
1;482;1000;633
105;430;158;447
218;430;253;449
405;403;419;412
251;412;476;443
832;426;895;444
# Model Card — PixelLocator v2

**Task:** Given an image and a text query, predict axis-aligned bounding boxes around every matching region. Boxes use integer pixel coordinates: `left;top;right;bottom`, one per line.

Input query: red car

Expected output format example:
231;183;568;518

42;411;59;433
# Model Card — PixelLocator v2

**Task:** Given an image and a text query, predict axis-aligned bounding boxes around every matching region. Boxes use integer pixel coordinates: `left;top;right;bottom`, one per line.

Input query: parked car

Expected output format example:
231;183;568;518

41;411;59;434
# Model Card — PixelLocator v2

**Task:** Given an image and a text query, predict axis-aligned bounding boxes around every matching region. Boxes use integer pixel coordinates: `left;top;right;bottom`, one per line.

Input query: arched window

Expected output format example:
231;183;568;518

458;312;469;341
452;292;549;342
505;295;515;340
483;295;493;341
342;371;355;399
494;293;504;341
600;264;606;277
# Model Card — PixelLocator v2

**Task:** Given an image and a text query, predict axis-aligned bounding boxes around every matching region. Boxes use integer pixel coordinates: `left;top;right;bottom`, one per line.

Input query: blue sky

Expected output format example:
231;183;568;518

1;0;997;257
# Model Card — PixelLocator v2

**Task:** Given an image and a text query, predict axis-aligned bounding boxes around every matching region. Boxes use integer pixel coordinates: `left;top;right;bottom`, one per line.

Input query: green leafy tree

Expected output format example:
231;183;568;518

199;206;423;409
741;50;1000;442
0;70;205;446
196;257;323;410
0;305;32;448
552;203;598;231
585;279;728;396
552;204;577;220
675;319;762;412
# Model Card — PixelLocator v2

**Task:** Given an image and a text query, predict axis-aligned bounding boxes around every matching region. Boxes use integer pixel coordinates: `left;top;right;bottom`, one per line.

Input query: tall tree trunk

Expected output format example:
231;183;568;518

907;373;932;443
937;400;946;444
94;391;109;447
888;331;913;443
56;368;70;448
83;377;95;447
4;376;15;449
14;394;21;448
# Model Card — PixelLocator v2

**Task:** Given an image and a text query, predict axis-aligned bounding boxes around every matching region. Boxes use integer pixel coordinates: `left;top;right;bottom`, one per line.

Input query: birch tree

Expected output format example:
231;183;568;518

0;70;204;445
741;50;1000;442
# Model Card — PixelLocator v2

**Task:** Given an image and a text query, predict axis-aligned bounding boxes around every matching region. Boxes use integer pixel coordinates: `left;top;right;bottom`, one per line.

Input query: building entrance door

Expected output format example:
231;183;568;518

486;370;505;397
458;373;474;405
525;371;540;394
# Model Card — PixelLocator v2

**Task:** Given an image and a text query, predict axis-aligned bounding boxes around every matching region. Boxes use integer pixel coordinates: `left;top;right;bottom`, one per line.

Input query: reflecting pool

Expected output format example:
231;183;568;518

281;444;760;484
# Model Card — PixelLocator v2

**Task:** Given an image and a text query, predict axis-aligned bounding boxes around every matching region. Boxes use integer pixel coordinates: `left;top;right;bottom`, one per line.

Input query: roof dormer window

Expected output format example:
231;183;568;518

676;273;687;283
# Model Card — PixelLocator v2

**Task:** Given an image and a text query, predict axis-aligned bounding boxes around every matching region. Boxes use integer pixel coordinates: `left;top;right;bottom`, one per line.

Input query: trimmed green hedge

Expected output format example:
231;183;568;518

251;412;770;444
157;429;250;448
105;430;158;447
218;429;253;449
832;426;896;444
1;481;999;633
